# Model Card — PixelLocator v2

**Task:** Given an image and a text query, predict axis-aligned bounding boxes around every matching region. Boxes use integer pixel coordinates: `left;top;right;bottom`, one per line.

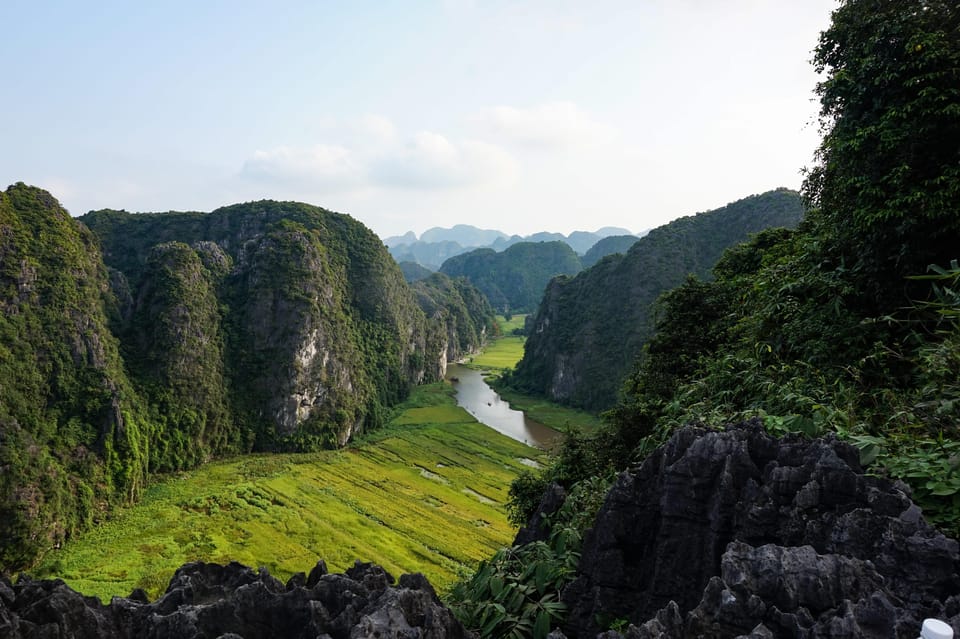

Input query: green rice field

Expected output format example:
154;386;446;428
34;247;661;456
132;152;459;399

34;384;544;602
466;336;526;370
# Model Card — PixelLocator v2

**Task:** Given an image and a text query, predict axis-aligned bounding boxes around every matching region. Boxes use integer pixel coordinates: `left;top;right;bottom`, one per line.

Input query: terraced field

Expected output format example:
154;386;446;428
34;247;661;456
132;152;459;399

34;384;543;601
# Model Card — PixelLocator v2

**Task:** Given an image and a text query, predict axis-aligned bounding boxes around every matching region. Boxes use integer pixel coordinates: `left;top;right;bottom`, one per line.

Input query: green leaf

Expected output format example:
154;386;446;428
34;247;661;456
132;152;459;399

533;609;552;639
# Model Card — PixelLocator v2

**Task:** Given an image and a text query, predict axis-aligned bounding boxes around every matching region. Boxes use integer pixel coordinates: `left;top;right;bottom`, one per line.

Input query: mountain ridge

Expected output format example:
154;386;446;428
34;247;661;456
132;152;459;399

508;188;805;411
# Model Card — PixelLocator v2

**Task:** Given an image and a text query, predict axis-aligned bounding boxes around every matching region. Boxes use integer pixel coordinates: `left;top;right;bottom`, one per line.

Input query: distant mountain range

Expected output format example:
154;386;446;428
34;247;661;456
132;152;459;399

385;225;638;271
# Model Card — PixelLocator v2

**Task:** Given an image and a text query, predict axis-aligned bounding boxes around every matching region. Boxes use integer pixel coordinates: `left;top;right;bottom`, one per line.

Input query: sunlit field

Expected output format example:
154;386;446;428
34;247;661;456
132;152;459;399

34;384;543;602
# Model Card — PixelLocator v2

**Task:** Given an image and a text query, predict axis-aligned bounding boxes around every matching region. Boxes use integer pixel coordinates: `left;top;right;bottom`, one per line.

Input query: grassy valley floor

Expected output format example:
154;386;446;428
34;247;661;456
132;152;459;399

34;384;544;602
467;315;604;432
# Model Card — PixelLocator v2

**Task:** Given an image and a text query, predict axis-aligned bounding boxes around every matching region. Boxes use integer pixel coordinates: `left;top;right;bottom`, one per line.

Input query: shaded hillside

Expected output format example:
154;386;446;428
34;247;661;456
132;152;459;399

580;234;639;267
411;273;499;366
398;260;434;282
0;184;151;569
439;241;583;313
509;188;804;411
81;200;437;449
0;187;476;572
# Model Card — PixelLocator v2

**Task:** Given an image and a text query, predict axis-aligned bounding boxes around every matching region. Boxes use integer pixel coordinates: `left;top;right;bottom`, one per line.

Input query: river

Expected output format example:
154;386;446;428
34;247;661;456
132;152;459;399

446;363;561;449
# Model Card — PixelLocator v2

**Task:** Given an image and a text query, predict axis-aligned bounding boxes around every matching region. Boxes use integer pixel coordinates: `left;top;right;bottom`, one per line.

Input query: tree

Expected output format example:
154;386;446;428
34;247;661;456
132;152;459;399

804;0;960;302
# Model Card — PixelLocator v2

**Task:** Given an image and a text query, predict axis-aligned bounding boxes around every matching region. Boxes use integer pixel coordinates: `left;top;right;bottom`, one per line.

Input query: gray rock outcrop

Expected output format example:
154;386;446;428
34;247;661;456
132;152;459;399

555;421;960;638
0;560;471;638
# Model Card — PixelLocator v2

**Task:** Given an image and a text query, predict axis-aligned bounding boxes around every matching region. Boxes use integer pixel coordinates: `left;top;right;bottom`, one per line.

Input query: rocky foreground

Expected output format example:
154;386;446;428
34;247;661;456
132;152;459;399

3;422;960;638
539;421;960;638
0;560;468;639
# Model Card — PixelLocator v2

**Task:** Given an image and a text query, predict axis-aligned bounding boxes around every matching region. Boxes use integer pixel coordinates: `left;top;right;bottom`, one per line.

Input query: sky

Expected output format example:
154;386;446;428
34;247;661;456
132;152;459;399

1;0;837;239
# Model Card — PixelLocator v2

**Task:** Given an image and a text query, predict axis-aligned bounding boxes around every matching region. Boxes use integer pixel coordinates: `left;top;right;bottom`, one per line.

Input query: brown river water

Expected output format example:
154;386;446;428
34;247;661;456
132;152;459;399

445;363;561;449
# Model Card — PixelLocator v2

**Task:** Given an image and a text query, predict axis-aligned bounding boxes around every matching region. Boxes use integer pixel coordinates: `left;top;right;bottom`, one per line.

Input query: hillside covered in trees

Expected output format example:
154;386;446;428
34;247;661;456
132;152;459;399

502;0;960;611
439;240;584;313
0;190;493;572
580;234;640;268
446;3;960;635
508;188;805;411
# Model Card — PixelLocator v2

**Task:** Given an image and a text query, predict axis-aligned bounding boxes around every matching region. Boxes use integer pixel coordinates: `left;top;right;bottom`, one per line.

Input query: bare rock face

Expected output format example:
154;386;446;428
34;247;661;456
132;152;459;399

0;560;471;639
559;421;960;638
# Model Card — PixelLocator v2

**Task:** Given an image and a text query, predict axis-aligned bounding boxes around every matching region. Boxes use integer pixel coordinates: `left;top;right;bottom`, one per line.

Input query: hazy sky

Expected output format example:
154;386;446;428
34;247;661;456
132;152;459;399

2;1;836;239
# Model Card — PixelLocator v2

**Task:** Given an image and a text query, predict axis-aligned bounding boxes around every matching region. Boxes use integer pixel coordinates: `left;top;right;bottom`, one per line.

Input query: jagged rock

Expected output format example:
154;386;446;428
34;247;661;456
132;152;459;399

0;560;472;639
561;421;960;638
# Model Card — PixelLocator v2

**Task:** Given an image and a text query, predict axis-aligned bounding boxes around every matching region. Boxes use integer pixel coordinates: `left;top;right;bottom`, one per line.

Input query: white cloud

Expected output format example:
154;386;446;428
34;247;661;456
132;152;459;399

238;120;518;193
371;132;518;189
240;144;362;189
480;101;616;149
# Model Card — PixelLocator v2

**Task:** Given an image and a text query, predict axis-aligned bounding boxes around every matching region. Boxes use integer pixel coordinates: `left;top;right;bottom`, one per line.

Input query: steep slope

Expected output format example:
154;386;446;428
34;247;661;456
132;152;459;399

0;184;151;569
581;234;639;267
398;260;434;283
0;187;465;572
439;241;582;313
411;273;498;368
81;200;435;449
510;189;804;411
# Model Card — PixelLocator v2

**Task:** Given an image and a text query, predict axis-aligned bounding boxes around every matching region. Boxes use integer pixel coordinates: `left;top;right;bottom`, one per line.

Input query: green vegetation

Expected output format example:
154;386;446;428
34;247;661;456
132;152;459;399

492;388;603;434
412;272;499;364
80;200;437;455
509;0;960;537
468;337;526;371
440;242;583;313
0;193;494;572
496;314;528;335
507;188;805;412
0;184;151;570
460;5;960;636
398;260;434;283
35;384;544;602
448;476;610;639
580;234;639;268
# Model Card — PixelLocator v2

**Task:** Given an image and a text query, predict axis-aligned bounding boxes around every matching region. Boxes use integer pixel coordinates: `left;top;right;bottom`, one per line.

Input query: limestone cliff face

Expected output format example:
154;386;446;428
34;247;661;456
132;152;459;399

0;184;148;570
512;189;805;412
0;187;464;572
81;200;437;449
225;226;366;445
129;241;233;466
411;272;497;371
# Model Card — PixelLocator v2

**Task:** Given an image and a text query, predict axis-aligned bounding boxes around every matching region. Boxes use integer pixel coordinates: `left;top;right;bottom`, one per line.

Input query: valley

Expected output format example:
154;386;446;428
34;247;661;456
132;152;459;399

33;383;544;602
29;316;601;605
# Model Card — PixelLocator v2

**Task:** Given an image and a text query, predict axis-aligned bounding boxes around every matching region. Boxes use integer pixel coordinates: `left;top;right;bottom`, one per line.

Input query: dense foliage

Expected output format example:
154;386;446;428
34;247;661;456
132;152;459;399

0;184;151;569
580;234;639;268
510;0;960;538
410;273;500;363
507;189;804;412
0;193;486;572
439;241;583;313
398;260;434;283
82;201;433;452
448;476;610;639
